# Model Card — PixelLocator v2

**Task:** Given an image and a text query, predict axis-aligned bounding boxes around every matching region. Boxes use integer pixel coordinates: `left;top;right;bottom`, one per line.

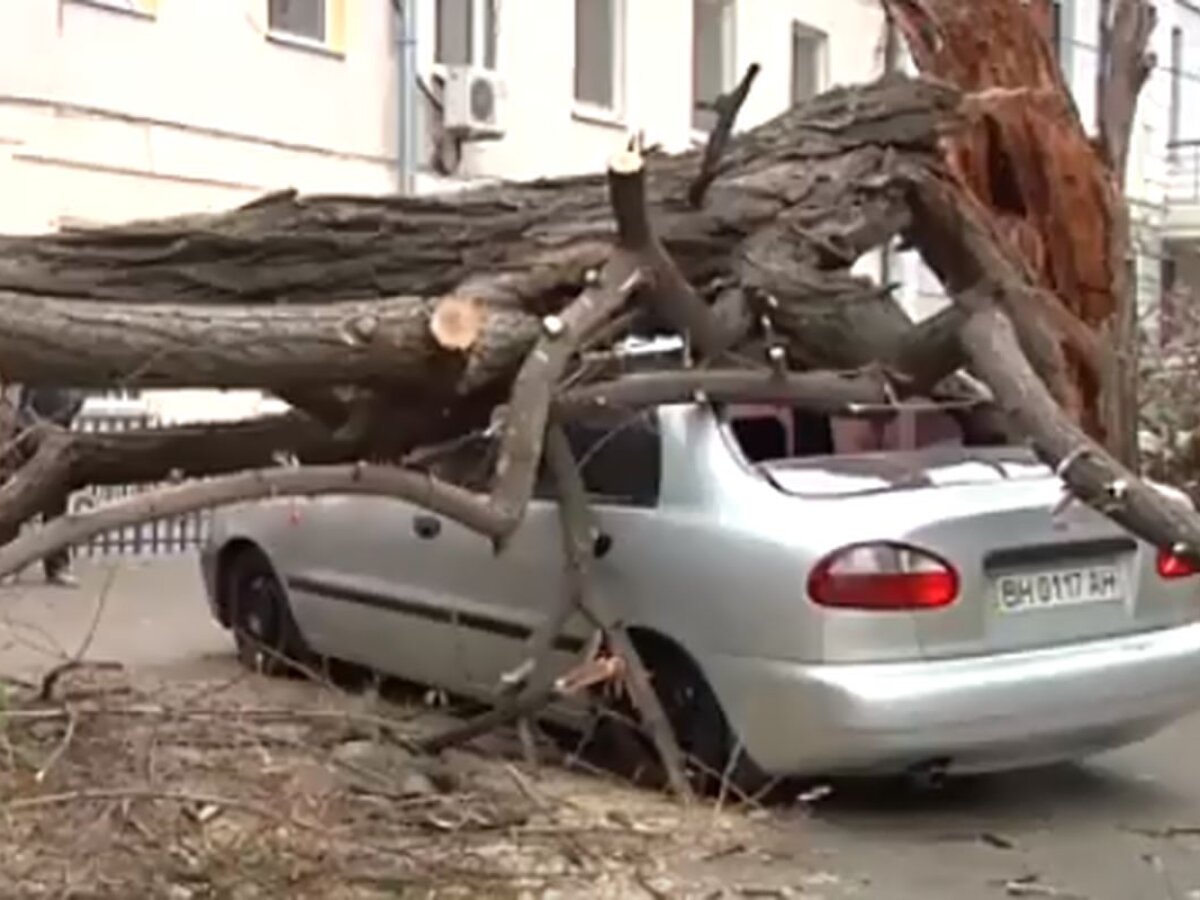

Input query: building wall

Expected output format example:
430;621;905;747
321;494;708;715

0;0;402;422
417;0;886;185
0;0;400;236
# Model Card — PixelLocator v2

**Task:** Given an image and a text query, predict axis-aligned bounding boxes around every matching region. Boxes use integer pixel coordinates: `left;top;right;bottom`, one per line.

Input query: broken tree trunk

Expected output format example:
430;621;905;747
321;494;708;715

884;0;1151;457
906;168;1200;562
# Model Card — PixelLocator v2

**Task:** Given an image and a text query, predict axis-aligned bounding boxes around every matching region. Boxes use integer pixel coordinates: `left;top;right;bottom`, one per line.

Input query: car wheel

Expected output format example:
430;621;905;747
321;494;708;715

646;644;771;798
602;635;771;798
224;547;311;677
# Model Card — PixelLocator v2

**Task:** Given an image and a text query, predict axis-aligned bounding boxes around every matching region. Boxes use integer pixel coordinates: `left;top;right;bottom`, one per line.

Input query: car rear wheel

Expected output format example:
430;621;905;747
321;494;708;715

224;547;311;676
607;635;772;798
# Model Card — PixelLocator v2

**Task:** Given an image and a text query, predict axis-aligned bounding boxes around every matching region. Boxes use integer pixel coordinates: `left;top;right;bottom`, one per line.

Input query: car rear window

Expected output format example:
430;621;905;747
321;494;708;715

725;403;1008;464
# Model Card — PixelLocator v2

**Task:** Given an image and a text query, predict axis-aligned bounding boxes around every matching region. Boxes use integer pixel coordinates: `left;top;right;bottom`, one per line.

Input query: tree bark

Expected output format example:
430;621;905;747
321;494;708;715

1095;0;1157;468
0;291;539;392
883;0;1144;448
906;170;1200;563
0;78;963;397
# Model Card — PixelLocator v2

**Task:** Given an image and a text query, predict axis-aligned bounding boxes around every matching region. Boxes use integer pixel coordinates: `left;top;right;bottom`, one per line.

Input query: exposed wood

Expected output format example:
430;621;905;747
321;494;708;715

491;144;713;530
416;640;616;756
429;295;488;352
884;0;1132;443
908;171;1200;562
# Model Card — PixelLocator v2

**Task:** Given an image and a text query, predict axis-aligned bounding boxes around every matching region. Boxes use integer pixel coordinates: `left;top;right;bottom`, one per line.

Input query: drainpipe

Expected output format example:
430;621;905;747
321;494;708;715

395;0;418;194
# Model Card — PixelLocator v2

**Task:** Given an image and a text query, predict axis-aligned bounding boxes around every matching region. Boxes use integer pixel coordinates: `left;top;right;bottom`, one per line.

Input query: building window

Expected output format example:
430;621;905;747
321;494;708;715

692;0;735;132
791;23;826;106
269;0;325;43
574;0;623;114
436;0;497;69
534;410;662;507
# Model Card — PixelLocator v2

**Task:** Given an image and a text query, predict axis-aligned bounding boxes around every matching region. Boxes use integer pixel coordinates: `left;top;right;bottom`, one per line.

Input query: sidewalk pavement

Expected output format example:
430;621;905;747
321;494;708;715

0;554;231;680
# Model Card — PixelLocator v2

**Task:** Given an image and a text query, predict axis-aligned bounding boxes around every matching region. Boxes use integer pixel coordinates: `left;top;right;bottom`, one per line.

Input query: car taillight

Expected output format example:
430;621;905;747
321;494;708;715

808;542;959;611
1157;547;1200;580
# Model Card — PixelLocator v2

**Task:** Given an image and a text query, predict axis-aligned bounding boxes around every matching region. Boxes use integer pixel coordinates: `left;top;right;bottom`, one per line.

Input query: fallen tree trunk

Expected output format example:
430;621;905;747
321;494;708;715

0;77;965;397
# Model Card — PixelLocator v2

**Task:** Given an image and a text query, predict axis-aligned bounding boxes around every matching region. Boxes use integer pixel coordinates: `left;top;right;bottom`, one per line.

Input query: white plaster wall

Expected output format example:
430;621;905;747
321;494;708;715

421;0;885;185
0;0;401;234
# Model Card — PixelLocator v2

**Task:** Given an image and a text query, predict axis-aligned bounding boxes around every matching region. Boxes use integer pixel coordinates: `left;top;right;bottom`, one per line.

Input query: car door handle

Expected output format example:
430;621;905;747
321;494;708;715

413;514;441;540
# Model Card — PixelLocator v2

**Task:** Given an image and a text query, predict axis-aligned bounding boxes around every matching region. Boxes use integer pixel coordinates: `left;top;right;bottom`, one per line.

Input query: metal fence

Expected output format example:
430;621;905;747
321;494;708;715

66;409;211;559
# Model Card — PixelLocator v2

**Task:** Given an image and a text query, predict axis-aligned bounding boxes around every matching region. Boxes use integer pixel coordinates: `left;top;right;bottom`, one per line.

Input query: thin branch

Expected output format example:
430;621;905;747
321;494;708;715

487;149;661;529
417;649;617;756
544;424;694;802
689;64;762;208
0;463;503;579
555;367;901;415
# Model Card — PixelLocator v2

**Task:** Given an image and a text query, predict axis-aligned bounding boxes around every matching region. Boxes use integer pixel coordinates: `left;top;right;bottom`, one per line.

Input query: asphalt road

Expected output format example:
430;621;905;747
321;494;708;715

5;557;1200;899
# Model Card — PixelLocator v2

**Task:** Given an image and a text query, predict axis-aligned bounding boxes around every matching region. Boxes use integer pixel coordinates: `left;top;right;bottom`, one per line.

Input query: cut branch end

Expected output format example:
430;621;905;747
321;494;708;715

430;295;487;352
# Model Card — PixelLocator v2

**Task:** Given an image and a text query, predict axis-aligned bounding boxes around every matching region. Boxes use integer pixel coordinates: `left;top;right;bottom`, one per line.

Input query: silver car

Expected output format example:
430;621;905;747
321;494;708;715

199;397;1200;786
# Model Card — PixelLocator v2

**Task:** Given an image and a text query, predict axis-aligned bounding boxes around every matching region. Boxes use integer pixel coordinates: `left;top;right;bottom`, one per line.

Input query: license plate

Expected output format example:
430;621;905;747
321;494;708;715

995;564;1124;613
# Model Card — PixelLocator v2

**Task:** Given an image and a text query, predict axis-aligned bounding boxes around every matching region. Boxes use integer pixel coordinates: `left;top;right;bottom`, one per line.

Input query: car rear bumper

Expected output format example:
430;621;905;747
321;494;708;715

704;621;1200;777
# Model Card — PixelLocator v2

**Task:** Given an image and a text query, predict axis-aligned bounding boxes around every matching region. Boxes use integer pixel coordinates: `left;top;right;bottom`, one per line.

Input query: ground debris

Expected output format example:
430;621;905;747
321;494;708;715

0;674;789;898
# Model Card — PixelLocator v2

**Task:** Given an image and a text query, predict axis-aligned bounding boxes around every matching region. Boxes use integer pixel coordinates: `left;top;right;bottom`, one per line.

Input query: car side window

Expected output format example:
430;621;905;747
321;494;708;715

533;409;662;507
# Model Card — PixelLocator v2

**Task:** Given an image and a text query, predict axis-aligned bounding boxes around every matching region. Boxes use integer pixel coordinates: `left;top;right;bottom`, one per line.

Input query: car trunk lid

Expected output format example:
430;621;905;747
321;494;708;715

761;447;1198;659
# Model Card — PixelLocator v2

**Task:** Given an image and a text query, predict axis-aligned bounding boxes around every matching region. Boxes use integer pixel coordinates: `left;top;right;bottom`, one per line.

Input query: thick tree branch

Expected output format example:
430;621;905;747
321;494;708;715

0;292;539;393
554;368;901;416
0;464;502;578
961;302;1200;561
908;174;1200;562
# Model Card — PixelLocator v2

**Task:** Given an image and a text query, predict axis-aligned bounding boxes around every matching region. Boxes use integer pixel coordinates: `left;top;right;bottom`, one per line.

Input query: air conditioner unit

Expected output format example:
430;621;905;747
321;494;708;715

442;65;506;140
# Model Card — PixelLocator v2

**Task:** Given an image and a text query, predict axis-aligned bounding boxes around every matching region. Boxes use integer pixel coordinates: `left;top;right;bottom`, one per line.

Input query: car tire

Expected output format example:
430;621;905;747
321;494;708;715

223;546;312;677
607;636;772;799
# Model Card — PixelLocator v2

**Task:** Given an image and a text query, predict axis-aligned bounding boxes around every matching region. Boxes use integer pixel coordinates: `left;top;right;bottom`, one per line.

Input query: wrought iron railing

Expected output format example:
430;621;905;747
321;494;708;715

66;408;211;558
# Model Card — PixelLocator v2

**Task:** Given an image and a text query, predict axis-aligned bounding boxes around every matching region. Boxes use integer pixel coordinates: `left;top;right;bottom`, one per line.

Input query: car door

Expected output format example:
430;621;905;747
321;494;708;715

448;408;665;697
280;489;469;692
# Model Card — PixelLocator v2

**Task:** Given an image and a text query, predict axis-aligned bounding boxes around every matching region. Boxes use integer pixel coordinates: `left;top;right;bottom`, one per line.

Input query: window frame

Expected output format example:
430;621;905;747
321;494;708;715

533;410;663;508
572;0;627;124
690;0;737;136
790;20;828;108
434;0;499;71
266;0;346;56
